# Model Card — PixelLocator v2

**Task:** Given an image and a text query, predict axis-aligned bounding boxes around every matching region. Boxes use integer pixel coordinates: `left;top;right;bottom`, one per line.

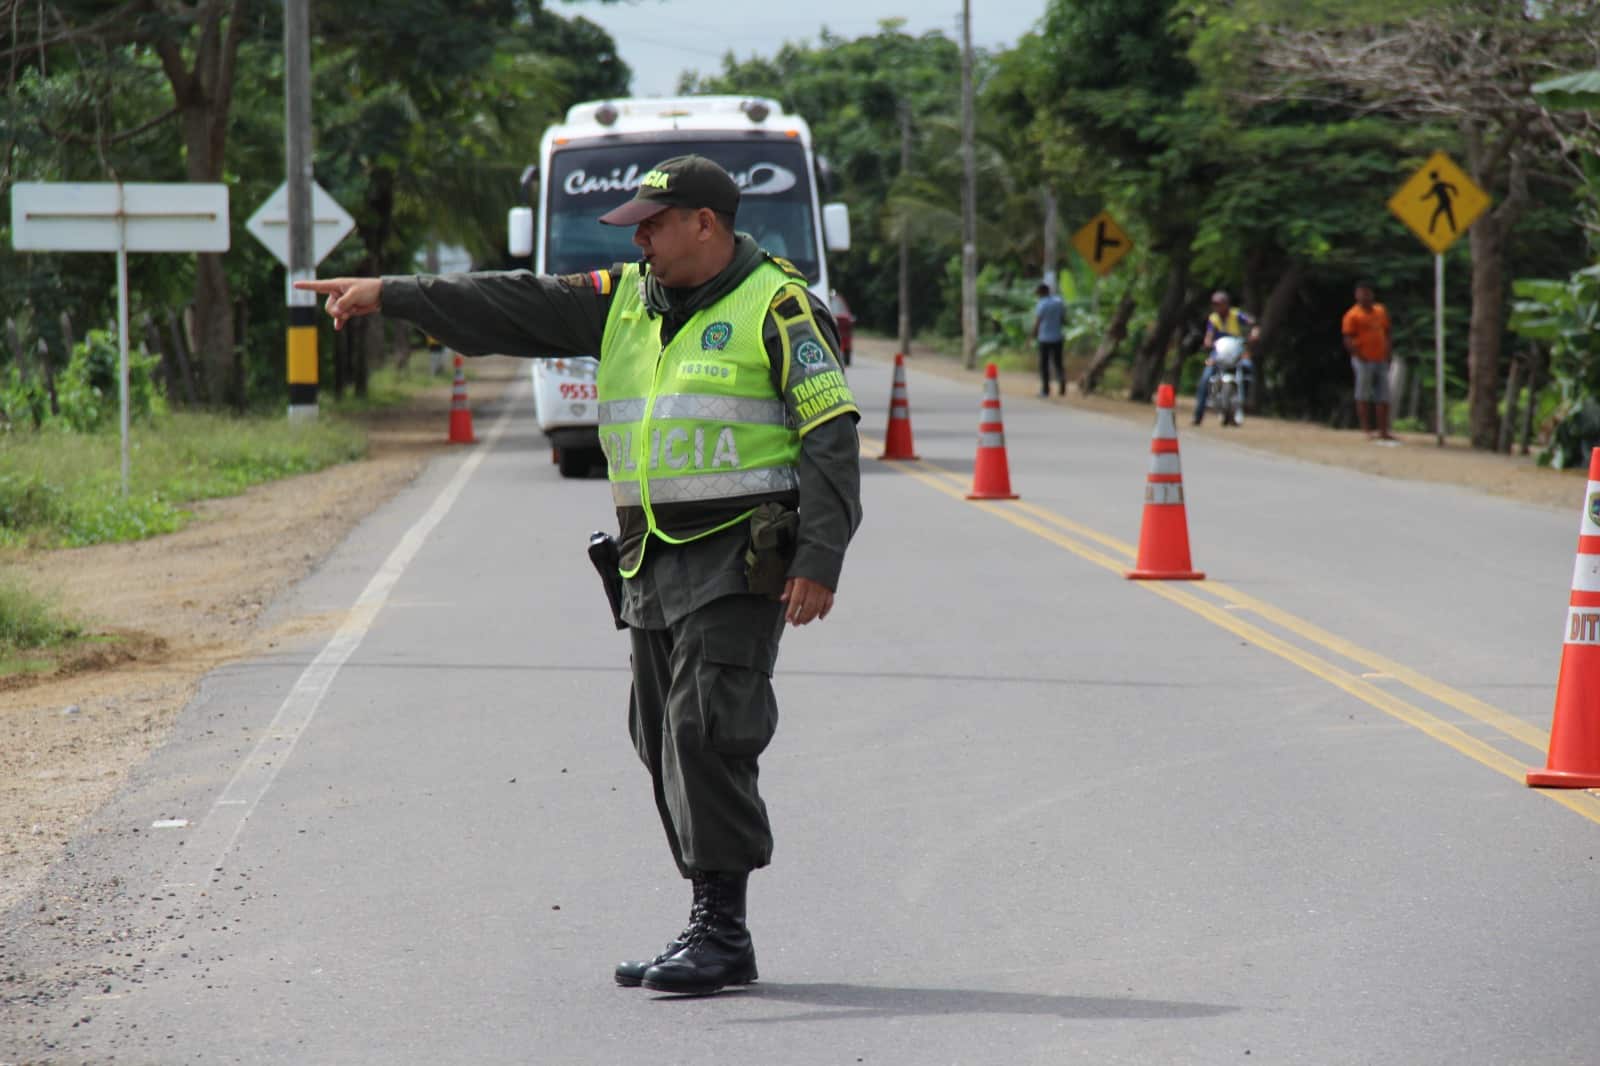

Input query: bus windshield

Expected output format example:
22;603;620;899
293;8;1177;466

545;139;819;282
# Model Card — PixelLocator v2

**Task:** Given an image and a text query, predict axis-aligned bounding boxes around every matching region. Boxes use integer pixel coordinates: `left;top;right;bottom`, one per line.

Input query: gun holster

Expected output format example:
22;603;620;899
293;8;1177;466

744;502;799;599
587;531;627;631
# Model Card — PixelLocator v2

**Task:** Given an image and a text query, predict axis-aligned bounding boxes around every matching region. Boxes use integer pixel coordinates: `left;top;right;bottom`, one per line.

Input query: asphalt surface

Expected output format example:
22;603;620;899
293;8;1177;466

4;351;1599;1065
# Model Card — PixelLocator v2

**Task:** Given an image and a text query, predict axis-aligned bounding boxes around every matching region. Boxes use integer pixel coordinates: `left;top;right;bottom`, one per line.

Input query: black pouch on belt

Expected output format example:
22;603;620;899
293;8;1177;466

744;502;799;599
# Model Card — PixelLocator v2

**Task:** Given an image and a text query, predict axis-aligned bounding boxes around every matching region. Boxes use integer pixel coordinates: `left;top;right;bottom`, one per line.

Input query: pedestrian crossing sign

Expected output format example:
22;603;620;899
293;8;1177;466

1387;151;1491;255
1071;210;1132;276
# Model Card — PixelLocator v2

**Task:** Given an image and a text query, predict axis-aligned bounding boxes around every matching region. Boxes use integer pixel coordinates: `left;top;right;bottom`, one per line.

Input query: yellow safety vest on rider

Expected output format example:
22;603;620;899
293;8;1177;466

597;260;821;578
1208;308;1245;338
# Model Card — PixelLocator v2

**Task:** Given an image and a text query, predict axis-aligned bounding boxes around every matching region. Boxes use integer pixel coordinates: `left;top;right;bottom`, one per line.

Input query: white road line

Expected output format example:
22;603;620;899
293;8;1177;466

160;381;521;912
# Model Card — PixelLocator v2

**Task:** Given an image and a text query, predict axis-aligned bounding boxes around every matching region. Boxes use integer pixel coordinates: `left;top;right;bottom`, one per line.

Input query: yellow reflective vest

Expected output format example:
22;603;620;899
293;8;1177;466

597;260;809;577
1207;308;1246;338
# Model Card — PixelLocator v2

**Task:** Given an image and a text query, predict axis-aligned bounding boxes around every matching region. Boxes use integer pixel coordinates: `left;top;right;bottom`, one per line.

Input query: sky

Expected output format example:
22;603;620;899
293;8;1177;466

556;0;1049;97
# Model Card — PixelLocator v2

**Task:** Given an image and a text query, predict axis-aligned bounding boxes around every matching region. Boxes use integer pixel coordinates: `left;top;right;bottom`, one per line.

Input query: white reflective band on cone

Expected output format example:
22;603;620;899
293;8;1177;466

1565;605;1600;646
1155;409;1177;439
891;407;910;420
1582;480;1600;536
983;381;1000;399
1147;453;1182;476
978;431;1006;449
1573;553;1600;593
1144;482;1184;505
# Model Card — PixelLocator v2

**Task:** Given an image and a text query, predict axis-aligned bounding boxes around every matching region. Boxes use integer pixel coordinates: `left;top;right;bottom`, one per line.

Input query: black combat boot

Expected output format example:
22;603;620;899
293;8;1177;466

640;871;757;995
614;874;710;987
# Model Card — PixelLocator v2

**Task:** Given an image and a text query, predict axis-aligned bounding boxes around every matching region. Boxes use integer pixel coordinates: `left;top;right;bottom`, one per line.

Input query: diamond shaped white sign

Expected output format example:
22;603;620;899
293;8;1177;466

246;181;355;266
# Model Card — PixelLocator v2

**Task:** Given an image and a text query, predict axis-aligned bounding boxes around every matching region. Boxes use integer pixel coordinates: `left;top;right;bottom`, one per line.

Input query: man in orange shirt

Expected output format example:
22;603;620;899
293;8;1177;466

1341;281;1395;442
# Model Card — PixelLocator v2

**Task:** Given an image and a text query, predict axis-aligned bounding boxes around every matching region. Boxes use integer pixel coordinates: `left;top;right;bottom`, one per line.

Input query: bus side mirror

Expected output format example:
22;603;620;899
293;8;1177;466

508;207;534;259
823;202;851;253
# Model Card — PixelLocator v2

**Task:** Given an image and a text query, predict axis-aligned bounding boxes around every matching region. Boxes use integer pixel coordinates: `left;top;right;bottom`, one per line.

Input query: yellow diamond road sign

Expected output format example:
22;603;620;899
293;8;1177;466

1072;211;1132;277
1387;151;1491;255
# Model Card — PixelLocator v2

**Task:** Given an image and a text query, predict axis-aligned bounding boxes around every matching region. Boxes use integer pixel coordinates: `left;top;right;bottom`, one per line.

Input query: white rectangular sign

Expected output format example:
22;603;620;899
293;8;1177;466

11;182;230;253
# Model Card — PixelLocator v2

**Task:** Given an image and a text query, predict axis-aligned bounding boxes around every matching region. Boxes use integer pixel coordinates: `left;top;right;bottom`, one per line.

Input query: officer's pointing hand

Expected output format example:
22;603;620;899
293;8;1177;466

293;277;382;332
781;577;833;626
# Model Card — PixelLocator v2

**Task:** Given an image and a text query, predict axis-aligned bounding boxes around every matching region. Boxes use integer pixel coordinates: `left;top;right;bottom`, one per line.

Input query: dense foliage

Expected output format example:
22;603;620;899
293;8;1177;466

2;0;626;412
4;2;1597;451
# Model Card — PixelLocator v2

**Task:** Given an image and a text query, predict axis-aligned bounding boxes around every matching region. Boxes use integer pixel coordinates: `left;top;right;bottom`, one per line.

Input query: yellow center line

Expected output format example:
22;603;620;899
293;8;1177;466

863;436;1600;826
1013;492;1553;754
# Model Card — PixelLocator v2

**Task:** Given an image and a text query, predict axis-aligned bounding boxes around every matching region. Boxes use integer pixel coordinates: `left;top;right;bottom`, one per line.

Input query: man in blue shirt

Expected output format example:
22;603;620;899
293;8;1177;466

1033;283;1067;397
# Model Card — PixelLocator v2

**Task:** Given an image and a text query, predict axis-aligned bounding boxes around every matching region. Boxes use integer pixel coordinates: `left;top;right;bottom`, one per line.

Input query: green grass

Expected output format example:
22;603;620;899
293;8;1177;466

0;363;441;669
0;572;80;653
323;358;455;413
0;410;366;549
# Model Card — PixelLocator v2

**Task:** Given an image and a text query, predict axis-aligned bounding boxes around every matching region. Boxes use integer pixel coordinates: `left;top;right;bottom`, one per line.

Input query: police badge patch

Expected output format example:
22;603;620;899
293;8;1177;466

702;322;733;350
796;339;827;368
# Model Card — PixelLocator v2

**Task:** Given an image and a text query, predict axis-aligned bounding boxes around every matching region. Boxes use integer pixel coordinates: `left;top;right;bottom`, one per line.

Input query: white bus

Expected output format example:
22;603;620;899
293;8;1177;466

509;96;851;477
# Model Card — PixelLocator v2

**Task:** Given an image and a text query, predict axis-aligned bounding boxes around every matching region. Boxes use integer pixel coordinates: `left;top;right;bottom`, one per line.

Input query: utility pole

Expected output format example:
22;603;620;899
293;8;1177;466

959;0;978;370
898;101;913;357
285;0;317;421
1041;189;1058;290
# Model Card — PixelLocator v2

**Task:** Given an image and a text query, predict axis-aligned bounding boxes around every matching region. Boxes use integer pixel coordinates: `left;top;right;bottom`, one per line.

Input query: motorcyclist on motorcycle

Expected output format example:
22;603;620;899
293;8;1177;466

1194;290;1258;425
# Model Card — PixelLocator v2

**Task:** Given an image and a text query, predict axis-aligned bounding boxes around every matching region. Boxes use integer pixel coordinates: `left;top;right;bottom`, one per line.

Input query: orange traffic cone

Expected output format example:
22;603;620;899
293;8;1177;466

1528;447;1600;788
1125;384;1203;581
879;353;920;460
967;362;1019;500
448;354;476;444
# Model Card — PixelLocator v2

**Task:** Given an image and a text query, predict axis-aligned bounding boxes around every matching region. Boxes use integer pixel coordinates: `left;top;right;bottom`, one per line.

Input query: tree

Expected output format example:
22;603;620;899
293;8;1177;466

1013;0;1217;401
4;0;262;405
4;1;629;407
681;25;971;339
1240;0;1600;447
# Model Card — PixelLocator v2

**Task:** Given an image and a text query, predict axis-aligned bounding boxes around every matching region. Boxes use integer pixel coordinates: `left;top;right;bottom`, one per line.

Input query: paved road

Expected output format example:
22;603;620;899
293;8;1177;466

5;352;1599;1065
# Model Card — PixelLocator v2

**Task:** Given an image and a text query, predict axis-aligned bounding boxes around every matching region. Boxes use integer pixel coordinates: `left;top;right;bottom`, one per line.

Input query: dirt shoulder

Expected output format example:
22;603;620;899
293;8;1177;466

0;359;524;914
863;334;1583;512
1;342;1581;915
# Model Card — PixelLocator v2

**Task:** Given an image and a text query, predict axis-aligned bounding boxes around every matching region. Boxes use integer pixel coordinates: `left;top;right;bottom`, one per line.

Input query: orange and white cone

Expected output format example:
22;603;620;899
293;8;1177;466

1125;384;1203;580
448;354;476;444
967;362;1019;500
879;353;920;460
1528;447;1600;788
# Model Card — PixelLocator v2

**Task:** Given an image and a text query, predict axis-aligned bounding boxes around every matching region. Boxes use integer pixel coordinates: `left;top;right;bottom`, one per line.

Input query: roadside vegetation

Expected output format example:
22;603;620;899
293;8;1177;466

3;1;1597;482
684;2;1599;461
0;571;79;669
0;337;444;662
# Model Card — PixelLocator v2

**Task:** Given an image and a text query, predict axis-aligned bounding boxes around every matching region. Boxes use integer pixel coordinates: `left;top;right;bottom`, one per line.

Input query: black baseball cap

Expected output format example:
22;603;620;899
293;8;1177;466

598;155;741;226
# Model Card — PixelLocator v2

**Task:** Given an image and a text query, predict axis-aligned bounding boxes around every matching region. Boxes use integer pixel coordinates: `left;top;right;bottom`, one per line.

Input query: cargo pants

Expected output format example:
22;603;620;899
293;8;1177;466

628;593;787;877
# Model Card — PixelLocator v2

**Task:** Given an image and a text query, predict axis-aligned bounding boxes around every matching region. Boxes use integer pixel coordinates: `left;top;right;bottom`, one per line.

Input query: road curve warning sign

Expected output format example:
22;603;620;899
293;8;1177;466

1072;210;1132;277
1387;151;1490;255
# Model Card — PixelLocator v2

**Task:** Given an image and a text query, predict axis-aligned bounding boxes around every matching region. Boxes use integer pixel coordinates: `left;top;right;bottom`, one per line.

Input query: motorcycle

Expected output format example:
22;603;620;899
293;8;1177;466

1207;335;1247;427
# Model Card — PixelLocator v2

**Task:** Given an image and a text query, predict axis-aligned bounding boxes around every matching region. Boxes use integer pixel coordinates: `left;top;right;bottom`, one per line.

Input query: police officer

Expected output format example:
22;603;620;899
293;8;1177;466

297;155;862;996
